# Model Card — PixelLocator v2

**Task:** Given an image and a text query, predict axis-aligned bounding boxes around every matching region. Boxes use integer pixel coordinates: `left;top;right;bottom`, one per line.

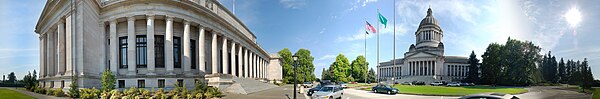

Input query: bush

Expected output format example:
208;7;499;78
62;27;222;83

54;88;65;97
80;87;100;99
100;69;116;92
68;74;80;98
35;87;46;94
154;88;167;99
46;89;54;95
108;89;121;99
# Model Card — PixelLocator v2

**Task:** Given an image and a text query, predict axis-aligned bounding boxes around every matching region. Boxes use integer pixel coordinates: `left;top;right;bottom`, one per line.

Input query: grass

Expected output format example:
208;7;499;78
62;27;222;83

362;85;527;96
592;88;600;99
346;83;376;88
0;88;36;99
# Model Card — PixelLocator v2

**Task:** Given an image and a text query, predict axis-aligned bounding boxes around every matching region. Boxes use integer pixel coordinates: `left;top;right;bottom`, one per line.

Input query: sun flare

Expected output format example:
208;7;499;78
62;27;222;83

565;7;582;28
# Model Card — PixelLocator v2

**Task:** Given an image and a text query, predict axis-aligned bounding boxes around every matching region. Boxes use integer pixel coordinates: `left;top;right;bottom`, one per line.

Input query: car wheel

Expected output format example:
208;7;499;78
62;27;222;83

387;91;391;94
373;89;377;93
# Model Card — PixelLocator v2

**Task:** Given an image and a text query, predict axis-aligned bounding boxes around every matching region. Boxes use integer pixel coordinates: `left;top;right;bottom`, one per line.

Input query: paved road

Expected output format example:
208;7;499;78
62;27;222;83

515;86;591;99
342;86;591;99
223;85;309;99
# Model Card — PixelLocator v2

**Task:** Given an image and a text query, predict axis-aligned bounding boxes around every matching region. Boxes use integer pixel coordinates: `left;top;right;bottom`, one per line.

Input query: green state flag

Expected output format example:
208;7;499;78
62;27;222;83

378;12;387;28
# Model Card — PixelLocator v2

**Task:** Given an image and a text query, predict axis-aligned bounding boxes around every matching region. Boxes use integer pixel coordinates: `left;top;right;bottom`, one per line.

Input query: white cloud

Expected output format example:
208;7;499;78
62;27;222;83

317;54;336;61
279;0;306;9
362;0;378;7
319;28;326;34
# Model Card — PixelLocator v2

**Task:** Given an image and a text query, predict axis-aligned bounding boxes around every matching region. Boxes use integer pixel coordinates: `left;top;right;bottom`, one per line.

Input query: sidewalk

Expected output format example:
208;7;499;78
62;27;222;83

223;84;309;99
0;87;67;99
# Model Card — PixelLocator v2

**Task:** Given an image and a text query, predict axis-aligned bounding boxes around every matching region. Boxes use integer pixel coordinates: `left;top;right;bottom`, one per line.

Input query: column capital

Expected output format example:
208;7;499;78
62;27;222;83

146;14;155;19
183;20;191;25
109;20;118;24
127;16;136;21
166;16;174;21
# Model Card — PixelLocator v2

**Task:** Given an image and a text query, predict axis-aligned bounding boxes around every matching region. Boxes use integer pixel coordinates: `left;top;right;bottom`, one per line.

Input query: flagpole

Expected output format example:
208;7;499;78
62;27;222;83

393;0;397;83
364;18;368;84
377;8;380;83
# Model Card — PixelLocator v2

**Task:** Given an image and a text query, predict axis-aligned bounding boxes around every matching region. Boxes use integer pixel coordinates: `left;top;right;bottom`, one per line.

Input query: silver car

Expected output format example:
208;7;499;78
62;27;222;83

311;85;344;99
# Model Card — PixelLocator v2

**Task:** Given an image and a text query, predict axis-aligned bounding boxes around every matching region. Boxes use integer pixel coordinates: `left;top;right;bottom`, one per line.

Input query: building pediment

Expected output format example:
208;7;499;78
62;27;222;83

405;51;441;58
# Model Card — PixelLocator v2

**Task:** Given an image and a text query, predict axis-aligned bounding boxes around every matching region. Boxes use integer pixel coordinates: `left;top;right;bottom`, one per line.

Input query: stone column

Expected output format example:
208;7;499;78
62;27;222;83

244;48;248;77
237;45;242;77
109;20;118;74
127;16;137;76
249;52;254;78
183;21;192;75
221;37;228;74
47;31;54;77
64;15;73;76
165;16;175;75
57;20;65;75
146;15;156;75
231;42;236;76
198;27;205;74
211;32;217;74
40;35;46;78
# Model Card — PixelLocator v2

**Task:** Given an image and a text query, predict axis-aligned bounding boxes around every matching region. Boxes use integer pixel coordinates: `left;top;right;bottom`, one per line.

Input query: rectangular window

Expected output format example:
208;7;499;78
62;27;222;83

158;79;165;88
155;35;165;68
136;35;147;68
119;37;128;69
174;37;182;68
50;81;54;88
118;80;125;88
137;79;145;88
177;79;184;87
191;40;196;69
61;80;64;88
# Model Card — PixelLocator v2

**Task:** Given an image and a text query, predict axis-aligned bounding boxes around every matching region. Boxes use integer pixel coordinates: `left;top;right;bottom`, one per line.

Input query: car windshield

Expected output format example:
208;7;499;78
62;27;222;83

318;87;334;92
304;82;311;84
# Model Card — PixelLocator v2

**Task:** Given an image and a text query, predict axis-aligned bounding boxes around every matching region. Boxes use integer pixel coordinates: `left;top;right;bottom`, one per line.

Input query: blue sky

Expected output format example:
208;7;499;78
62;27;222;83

1;0;600;80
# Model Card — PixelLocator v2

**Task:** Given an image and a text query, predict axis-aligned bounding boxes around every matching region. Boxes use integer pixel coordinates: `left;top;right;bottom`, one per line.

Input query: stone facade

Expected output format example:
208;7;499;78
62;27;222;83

377;7;470;83
35;0;282;90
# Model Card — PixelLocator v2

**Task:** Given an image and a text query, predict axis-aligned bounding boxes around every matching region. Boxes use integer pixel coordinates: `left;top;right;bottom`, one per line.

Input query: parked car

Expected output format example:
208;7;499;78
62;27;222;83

338;82;348;88
311;85;344;99
401;82;413;85
461;82;475;86
303;82;314;88
412;81;426;85
371;84;399;94
459;93;519;99
308;84;325;96
447;82;461;87
430;81;444;86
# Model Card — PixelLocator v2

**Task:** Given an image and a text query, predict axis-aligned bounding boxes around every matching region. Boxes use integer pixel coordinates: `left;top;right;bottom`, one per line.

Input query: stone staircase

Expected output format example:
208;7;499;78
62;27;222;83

222;77;278;94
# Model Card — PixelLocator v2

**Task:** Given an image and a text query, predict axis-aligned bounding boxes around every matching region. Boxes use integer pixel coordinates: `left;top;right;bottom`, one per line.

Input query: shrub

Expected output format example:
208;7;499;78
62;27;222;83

108;89;121;99
154;88;167;99
100;69;116;92
46;89;54;95
68;74;80;98
80;88;101;99
54;88;65;97
203;87;222;98
35;87;46;94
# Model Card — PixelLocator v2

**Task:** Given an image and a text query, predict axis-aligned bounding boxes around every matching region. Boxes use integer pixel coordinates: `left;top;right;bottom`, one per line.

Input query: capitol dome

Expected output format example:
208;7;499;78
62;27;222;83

415;7;443;48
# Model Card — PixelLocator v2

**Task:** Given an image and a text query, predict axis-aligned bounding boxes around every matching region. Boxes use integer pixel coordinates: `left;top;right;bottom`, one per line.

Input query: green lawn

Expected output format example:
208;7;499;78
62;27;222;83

0;88;36;99
593;88;600;99
346;83;376;87
363;85;527;96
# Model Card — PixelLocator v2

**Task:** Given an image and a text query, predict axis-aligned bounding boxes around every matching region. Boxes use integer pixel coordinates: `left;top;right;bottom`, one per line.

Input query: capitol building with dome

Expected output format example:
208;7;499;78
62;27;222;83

377;7;471;83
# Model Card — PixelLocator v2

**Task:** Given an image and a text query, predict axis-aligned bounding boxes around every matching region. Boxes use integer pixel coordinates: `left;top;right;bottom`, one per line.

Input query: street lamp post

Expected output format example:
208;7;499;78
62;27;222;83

292;55;299;99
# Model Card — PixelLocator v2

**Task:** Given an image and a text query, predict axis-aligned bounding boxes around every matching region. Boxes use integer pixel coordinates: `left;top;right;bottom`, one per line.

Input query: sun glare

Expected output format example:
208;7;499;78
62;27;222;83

565;7;582;28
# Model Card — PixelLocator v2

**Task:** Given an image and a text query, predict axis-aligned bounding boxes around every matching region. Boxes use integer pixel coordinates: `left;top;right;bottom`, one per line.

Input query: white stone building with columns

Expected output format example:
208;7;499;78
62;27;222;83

35;0;282;90
377;7;470;83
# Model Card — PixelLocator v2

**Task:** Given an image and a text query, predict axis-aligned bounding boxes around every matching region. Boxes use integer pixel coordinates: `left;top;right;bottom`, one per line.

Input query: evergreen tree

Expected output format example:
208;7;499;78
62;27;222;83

465;51;480;83
480;43;503;85
7;72;16;83
101;69;116;92
558;58;566;83
367;68;376;83
68;74;79;98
